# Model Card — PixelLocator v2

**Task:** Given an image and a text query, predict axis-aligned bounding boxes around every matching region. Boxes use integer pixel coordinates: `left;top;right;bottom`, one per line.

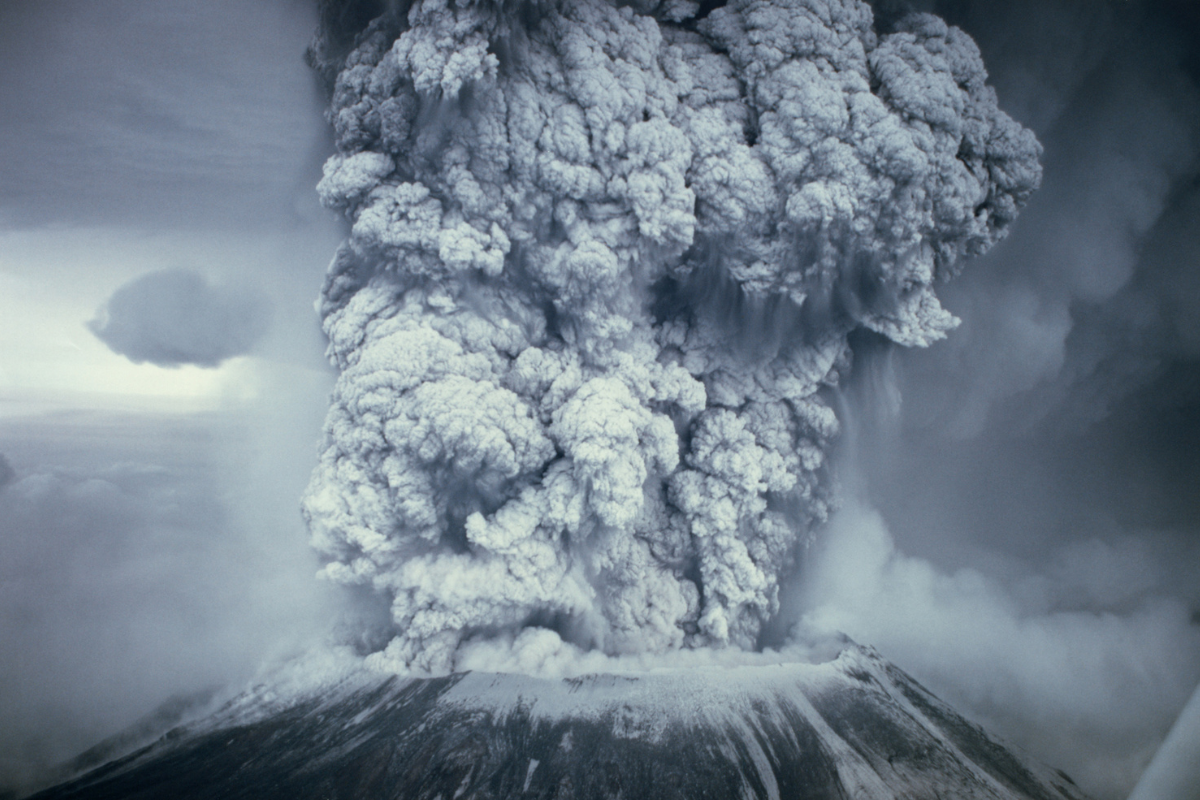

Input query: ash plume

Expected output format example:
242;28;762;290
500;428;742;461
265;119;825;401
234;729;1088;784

301;0;1041;671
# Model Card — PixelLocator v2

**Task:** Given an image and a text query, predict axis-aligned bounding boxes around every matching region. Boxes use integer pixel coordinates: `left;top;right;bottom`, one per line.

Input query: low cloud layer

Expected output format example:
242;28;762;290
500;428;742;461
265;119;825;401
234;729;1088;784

0;416;334;795
88;269;270;367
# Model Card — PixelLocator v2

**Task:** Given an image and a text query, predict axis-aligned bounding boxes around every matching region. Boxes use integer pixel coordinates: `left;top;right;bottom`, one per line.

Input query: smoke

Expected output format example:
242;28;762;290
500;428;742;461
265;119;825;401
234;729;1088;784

88;269;271;368
808;3;1200;796
301;0;1040;672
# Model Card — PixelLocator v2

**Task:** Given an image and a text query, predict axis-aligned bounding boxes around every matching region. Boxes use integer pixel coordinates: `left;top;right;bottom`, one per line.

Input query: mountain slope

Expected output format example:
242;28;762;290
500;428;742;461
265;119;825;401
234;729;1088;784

30;646;1088;800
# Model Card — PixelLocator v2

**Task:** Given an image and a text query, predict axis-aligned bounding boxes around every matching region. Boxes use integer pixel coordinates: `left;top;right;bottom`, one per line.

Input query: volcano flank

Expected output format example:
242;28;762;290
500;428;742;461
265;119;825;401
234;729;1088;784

30;646;1086;800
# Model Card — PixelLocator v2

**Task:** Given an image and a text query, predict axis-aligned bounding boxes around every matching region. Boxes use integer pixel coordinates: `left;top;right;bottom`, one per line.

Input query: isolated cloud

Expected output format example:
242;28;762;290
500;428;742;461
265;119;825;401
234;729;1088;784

303;0;1039;671
88;269;270;367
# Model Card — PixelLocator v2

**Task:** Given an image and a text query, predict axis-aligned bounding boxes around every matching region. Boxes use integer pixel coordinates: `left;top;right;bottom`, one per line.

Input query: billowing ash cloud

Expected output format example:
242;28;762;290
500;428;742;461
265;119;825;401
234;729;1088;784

302;0;1040;671
88;269;270;368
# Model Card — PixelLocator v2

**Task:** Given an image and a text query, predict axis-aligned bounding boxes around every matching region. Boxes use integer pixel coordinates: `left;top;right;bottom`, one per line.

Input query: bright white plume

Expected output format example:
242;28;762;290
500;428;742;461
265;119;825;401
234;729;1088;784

301;0;1041;672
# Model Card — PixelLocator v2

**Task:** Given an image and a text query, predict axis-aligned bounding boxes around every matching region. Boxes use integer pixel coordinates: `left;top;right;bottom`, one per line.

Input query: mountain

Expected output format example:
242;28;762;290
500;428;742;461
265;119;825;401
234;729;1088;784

28;645;1087;800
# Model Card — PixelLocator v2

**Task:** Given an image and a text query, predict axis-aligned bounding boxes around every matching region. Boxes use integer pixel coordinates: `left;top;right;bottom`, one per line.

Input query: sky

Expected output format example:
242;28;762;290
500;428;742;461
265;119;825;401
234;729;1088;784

0;1;1197;799
789;1;1200;795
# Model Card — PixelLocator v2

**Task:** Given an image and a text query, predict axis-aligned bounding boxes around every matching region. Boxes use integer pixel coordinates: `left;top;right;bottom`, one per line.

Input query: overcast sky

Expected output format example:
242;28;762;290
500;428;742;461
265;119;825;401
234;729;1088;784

0;1;1197;799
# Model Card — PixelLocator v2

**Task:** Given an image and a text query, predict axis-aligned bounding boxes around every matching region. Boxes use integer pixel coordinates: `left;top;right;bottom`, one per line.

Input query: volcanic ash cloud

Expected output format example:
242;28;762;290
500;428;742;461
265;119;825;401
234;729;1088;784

301;0;1042;672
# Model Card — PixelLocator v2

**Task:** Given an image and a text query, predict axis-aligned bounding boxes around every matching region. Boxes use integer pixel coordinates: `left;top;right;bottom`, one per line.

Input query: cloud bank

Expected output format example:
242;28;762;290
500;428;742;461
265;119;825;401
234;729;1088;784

88;269;270;368
0;418;333;793
301;0;1039;672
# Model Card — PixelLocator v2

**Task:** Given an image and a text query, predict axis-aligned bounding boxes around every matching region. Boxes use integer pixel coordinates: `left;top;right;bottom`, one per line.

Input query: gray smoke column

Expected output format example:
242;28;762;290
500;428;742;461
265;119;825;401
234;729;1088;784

301;0;1041;672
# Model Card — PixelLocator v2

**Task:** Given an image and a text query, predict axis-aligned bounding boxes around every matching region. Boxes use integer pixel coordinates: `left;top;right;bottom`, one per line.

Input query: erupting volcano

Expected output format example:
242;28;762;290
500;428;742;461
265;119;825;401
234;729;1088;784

25;0;1107;797
300;0;1040;672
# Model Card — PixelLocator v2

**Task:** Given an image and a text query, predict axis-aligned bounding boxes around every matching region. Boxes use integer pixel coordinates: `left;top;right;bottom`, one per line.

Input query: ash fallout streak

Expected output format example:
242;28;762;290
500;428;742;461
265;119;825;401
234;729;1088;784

301;0;1041;672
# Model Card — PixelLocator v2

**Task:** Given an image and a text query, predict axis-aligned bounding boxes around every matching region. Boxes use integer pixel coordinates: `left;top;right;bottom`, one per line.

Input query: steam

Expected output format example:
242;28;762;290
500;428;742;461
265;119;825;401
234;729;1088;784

302;0;1040;671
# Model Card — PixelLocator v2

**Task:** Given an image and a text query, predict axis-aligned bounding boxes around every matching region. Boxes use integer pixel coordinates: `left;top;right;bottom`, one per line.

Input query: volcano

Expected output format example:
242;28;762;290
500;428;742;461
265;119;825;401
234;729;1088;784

29;645;1086;800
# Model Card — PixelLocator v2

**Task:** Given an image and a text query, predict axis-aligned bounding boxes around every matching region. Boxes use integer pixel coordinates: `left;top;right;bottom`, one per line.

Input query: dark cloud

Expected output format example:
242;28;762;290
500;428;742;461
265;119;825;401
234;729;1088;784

88;269;270;367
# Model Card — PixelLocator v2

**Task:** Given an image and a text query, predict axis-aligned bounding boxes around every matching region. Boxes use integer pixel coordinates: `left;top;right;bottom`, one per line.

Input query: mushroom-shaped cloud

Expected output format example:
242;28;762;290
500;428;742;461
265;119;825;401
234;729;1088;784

302;0;1042;672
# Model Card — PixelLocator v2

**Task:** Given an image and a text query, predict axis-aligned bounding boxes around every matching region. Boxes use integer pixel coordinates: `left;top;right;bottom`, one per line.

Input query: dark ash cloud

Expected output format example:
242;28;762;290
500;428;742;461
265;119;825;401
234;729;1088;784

88;269;270;368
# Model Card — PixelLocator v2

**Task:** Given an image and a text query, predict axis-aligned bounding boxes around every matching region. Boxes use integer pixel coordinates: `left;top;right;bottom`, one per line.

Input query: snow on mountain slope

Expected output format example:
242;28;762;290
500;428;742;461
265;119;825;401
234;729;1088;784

30;645;1088;800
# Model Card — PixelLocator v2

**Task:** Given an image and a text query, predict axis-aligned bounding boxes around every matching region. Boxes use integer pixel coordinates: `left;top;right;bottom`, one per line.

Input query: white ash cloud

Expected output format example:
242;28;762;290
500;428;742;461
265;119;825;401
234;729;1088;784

302;0;1040;671
88;269;271;368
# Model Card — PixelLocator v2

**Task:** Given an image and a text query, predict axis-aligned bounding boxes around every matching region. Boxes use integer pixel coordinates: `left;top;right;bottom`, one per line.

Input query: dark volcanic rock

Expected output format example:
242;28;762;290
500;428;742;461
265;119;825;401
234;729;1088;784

29;647;1088;800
